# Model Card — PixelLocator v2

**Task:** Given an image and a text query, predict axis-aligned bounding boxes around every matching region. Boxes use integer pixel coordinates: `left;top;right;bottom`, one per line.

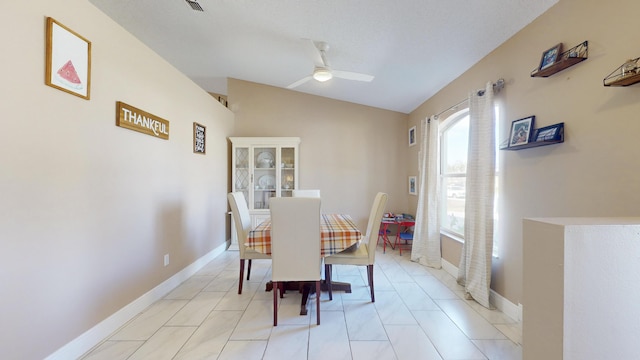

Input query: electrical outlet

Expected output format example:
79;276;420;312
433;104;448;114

164;254;170;267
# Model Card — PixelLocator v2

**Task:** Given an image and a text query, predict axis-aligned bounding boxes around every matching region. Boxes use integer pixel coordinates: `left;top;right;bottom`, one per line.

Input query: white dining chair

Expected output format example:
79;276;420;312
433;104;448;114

228;192;271;294
324;192;388;302
270;197;322;325
292;189;321;198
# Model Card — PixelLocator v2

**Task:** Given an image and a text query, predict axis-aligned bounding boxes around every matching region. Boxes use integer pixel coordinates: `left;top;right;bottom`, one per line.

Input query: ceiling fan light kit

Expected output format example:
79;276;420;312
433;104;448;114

287;39;374;89
313;68;333;82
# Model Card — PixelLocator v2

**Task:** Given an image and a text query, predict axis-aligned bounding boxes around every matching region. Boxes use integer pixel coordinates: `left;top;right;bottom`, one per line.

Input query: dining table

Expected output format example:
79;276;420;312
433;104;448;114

246;213;362;315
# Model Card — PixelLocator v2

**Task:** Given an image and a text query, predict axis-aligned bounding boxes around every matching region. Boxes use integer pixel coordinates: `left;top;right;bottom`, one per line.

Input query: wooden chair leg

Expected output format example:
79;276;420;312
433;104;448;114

247;259;252;280
368;264;375;302
316;281;321;325
279;282;284;298
238;259;245;294
273;281;278;326
325;264;333;300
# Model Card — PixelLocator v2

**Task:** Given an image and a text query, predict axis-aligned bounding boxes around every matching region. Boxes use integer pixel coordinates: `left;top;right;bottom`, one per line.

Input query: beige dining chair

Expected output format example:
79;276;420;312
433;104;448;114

292;189;321;198
324;192;388;302
270;197;322;326
228;192;271;294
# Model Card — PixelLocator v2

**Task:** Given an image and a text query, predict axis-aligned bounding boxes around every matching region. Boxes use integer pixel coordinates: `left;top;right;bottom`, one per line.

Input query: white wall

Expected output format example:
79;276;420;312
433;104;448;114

0;1;233;359
523;218;640;360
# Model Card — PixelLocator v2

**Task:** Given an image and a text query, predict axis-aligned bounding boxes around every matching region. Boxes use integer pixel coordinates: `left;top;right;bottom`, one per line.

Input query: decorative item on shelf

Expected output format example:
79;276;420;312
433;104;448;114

531;41;588;78
501;122;564;151
256;151;274;168
603;57;640;87
508;116;535;147
622;59;637;77
539;43;563;71
258;174;275;190
533;123;564;142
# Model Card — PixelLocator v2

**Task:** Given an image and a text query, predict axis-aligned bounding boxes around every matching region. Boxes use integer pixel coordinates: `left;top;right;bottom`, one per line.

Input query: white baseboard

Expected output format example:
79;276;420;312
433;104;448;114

45;242;228;360
441;258;521;322
441;257;458;277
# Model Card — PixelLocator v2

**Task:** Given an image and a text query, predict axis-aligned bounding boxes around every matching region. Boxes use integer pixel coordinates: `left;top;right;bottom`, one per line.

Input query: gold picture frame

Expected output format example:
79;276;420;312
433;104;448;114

45;17;91;99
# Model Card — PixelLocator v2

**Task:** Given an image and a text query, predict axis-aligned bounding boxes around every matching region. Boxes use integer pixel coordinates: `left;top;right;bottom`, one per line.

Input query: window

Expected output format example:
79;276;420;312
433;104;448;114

440;109;469;237
439;106;501;256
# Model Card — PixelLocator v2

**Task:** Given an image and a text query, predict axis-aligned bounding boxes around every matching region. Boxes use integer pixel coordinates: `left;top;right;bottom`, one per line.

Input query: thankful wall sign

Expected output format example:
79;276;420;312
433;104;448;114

116;101;169;140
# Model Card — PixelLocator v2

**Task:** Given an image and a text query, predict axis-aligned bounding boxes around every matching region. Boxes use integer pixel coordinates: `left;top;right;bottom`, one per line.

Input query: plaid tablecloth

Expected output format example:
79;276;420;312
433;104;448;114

246;214;362;257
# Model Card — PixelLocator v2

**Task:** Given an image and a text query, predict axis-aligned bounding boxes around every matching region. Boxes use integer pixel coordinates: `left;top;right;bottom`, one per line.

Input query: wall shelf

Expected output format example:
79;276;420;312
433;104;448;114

501;122;564;151
603;57;640;86
501;139;563;151
531;41;588;78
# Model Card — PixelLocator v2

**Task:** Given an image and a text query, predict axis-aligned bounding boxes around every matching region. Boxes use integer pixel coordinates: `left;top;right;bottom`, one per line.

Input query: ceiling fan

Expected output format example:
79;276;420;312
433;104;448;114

286;40;374;89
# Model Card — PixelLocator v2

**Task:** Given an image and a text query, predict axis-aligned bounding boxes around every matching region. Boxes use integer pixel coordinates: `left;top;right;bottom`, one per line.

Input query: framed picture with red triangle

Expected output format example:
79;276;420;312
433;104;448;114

45;17;91;100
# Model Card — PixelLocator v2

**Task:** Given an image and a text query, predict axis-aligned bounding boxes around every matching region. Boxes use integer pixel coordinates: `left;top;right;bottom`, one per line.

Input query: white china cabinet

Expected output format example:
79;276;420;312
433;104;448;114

228;137;300;249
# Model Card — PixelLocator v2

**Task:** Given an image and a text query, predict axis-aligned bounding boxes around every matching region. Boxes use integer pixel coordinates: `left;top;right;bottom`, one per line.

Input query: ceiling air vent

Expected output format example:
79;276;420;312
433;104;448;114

185;0;204;11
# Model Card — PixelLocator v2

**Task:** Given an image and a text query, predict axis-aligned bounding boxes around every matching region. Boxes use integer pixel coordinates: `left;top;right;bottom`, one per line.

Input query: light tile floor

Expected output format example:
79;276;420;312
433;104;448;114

81;246;522;360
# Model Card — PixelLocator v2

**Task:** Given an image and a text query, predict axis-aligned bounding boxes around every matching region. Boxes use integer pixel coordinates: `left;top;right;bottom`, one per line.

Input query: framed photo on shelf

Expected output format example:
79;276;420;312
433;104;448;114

408;126;416;146
193;122;206;154
408;176;417;195
534;122;564;142
45;17;91;99
509;116;535;147
539;43;562;71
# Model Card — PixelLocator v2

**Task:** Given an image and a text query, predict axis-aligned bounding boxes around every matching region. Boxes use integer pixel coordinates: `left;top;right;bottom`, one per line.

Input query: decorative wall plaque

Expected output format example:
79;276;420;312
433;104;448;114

193;122;206;154
116;101;169;140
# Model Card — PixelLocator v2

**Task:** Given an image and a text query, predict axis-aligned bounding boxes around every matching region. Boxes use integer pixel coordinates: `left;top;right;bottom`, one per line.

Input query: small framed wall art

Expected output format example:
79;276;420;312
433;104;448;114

509;116;535;147
408;176;417;195
409;126;416;146
539;43;562;71
533;122;564;142
193;122;206;154
45;17;91;99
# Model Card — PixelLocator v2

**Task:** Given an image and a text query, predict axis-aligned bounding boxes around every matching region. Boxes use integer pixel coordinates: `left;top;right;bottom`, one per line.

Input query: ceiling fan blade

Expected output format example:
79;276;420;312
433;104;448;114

287;75;313;89
332;70;374;82
302;38;324;67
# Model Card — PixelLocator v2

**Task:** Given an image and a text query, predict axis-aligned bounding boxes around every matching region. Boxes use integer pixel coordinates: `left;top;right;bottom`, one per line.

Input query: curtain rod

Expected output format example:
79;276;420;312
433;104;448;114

433;78;504;120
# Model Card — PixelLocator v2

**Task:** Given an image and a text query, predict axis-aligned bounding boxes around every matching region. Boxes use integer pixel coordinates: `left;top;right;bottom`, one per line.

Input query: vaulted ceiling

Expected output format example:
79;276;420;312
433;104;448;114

89;0;558;113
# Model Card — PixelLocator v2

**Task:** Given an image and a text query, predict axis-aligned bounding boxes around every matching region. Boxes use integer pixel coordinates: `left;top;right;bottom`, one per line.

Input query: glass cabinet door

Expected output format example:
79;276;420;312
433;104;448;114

253;146;277;210
280;146;295;198
234;146;250;208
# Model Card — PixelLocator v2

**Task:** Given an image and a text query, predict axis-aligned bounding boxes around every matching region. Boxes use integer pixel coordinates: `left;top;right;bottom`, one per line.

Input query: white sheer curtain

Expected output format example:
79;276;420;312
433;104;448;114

457;81;496;309
411;116;441;268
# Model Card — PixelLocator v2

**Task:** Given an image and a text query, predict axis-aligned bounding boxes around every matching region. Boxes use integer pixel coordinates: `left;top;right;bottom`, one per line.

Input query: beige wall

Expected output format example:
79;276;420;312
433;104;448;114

228;79;409;230
0;1;233;359
409;0;640;305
